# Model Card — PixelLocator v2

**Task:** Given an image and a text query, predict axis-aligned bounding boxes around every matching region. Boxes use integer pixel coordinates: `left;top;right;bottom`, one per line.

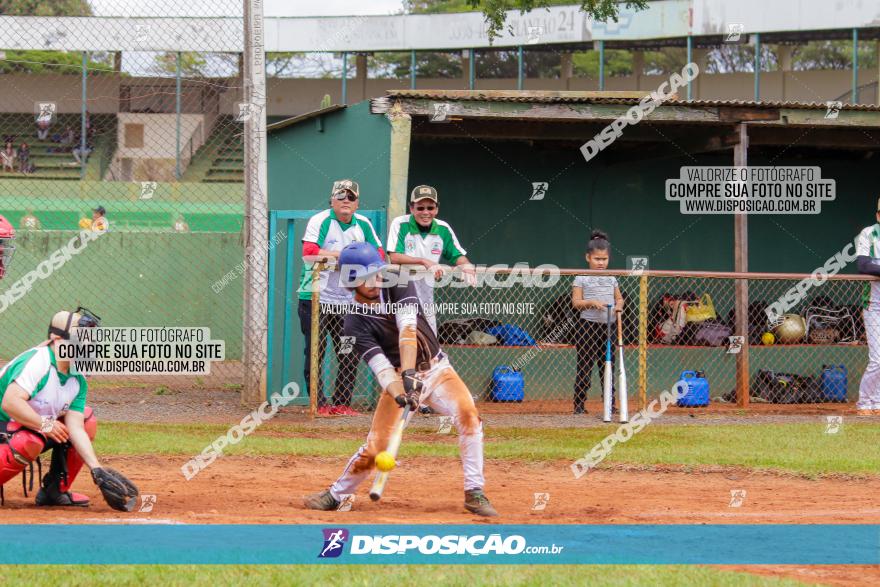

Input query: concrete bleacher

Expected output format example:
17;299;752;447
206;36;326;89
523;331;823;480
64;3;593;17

182;116;243;184
0;113;115;181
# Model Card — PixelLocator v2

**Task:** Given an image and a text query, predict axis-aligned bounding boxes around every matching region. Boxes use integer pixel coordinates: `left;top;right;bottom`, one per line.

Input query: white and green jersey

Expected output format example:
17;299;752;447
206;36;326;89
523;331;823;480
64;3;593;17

856;224;880;309
387;215;467;332
386;215;467;266
297;209;383;305
0;345;87;423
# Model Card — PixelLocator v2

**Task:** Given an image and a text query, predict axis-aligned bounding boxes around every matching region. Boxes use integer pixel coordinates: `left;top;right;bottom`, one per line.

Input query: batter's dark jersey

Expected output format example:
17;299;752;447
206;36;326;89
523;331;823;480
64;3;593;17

343;278;440;372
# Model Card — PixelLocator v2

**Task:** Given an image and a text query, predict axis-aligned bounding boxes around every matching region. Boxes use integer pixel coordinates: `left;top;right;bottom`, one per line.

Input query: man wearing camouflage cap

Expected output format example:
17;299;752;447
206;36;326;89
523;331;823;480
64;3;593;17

297;179;385;416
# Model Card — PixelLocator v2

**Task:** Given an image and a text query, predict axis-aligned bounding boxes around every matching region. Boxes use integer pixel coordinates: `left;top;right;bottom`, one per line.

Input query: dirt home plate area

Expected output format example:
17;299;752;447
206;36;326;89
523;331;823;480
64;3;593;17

2;382;879;584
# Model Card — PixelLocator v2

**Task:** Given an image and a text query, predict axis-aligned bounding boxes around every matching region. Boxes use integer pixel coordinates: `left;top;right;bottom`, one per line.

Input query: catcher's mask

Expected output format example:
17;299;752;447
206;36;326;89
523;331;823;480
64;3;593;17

48;307;101;340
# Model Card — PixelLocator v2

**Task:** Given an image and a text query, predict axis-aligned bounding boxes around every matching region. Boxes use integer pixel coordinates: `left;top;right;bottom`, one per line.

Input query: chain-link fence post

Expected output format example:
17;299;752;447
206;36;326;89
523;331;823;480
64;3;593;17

309;263;323;419
638;274;649;409
242;0;270;406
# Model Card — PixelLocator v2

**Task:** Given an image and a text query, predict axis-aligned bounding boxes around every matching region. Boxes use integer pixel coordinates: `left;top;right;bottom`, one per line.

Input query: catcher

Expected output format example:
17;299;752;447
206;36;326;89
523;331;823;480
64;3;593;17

0;308;139;511
304;242;497;516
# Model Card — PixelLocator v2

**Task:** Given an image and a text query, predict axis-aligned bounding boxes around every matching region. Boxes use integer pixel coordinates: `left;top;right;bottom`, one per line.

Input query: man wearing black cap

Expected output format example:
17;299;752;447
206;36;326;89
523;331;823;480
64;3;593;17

386;185;474;333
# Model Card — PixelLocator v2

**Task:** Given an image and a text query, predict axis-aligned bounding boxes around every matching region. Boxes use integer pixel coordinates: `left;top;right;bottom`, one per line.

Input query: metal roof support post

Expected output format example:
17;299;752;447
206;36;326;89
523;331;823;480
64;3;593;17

410;49;417;90
753;33;761;101
733;123;750;408
469;48;475;90
517;46;524;90
598;40;605;91
686;36;693;100
852;28;859;104
342;51;348;105
80;52;87;179
175;51;182;179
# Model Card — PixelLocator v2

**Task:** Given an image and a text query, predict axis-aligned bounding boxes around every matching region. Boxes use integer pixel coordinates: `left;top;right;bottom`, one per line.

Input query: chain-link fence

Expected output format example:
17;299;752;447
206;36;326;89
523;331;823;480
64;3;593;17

0;2;265;397
309;266;873;415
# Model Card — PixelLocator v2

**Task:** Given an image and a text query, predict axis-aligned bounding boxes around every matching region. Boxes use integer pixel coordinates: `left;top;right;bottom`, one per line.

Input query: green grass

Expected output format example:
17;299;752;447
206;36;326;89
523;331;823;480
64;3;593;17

0;565;798;586
95;421;880;476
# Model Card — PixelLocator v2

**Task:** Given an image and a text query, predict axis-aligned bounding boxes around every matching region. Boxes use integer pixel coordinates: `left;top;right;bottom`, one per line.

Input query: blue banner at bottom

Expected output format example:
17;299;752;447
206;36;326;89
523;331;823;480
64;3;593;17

3;525;878;564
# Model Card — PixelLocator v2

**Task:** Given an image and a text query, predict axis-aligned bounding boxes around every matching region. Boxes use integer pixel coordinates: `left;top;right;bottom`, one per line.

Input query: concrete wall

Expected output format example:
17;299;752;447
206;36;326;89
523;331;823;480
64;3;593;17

3;69;878;121
110;113;205;181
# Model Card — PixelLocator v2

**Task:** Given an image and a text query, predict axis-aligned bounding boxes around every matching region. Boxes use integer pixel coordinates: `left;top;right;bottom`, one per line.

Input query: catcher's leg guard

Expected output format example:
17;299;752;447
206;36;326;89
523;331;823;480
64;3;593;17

0;424;45;505
36;407;95;507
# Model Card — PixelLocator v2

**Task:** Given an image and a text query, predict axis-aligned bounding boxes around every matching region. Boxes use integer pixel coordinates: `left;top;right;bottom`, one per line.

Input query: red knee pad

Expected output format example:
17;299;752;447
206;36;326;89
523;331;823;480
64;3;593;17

0;426;45;487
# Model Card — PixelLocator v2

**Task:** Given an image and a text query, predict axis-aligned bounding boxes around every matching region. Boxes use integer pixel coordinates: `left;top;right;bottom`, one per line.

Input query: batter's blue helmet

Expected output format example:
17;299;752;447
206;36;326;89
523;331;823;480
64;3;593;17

338;242;386;286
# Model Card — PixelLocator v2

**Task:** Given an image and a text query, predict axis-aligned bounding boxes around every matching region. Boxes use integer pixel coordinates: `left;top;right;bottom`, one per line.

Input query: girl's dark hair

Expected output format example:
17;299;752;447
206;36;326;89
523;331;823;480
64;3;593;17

586;230;610;254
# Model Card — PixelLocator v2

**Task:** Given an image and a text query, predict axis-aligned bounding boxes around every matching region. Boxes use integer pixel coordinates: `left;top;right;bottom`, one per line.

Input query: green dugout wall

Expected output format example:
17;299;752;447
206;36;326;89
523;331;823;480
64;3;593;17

407;143;874;274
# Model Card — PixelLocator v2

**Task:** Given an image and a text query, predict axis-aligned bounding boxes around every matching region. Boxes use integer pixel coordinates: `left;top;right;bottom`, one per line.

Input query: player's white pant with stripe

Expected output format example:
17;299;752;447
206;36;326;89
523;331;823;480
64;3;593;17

857;308;880;409
329;357;484;500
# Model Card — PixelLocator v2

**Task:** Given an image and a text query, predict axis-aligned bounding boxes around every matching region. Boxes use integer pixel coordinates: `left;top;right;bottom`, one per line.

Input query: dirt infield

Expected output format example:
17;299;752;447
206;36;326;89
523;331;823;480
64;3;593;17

3;455;879;525
4;456;879;584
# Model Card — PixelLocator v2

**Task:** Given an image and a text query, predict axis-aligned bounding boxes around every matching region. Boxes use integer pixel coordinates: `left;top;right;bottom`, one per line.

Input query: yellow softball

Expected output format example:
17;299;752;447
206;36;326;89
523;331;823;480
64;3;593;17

375;451;396;472
761;332;776;346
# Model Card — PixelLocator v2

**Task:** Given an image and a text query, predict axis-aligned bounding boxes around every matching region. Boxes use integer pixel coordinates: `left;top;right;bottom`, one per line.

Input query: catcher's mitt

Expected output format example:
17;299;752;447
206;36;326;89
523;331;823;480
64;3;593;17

91;467;139;512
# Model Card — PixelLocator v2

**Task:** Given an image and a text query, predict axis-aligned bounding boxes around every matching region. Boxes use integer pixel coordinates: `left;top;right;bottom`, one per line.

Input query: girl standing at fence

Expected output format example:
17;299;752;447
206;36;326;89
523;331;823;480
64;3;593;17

571;230;624;415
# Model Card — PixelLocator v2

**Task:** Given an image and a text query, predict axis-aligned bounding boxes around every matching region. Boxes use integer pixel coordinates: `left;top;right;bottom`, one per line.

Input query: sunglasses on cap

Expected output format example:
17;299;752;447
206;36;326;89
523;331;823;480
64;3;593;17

49;306;101;340
332;191;358;202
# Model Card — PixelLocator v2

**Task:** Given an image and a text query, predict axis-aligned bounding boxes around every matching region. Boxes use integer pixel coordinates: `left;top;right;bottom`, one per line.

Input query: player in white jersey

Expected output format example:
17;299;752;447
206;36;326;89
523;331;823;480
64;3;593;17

0;308;138;510
386;185;474;334
855;200;880;415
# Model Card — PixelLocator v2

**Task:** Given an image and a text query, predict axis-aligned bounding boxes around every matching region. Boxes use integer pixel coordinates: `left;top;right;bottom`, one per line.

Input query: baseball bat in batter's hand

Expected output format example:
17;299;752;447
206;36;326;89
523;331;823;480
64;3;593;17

369;405;415;501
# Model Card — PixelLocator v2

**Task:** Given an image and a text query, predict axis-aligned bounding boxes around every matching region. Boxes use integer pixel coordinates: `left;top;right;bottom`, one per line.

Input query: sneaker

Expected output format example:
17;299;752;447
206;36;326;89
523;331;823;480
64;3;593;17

573;406;586;415
35;488;90;507
464;489;498;517
303;489;340;511
334;405;362;416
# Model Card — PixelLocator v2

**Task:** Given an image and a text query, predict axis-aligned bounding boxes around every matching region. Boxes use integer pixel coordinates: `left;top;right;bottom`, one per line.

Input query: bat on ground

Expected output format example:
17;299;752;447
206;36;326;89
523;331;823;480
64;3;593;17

603;304;613;423
369;405;415;501
617;310;629;423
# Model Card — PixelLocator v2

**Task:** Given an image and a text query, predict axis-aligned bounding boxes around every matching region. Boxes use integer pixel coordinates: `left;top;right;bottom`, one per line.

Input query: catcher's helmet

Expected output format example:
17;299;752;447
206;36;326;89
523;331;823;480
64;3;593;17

774;314;806;344
338;242;385;286
48;307;101;340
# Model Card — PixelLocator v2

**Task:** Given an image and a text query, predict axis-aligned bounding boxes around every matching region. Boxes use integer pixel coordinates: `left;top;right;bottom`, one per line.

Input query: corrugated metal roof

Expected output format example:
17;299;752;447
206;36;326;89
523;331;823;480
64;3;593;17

380;89;880;111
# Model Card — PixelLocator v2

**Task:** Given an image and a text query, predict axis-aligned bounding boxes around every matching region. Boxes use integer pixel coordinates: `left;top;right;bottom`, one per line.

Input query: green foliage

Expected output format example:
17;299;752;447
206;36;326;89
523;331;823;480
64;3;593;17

792;40;878;70
0;0;92;16
463;0;649;42
0;50;113;74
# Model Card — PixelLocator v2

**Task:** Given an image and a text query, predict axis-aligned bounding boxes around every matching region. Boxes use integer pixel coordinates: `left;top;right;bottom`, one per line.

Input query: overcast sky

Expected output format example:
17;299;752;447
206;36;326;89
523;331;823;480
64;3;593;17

89;0;408;17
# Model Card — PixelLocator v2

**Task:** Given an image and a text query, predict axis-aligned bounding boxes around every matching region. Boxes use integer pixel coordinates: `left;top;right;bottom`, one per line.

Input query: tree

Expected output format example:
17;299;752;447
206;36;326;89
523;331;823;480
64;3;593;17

460;0;649;42
0;0;92;16
0;0;102;74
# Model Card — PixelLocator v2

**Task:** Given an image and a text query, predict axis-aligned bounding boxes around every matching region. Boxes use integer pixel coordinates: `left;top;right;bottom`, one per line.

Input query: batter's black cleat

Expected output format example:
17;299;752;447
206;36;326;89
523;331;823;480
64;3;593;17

35;476;90;507
303;489;340;511
464;489;498;517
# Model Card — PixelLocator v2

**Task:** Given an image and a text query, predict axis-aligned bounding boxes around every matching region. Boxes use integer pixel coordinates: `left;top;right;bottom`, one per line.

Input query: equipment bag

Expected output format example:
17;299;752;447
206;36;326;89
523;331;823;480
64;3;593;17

685;293;718;323
694;320;733;346
486;324;536;347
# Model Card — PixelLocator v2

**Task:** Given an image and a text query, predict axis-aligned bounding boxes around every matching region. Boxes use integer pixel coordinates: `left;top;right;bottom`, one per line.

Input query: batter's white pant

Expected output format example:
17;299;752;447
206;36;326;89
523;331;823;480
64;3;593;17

857;307;880;409
329;356;485;500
